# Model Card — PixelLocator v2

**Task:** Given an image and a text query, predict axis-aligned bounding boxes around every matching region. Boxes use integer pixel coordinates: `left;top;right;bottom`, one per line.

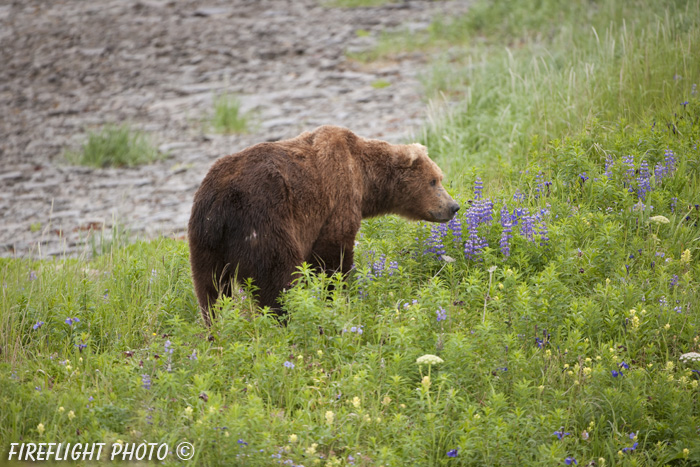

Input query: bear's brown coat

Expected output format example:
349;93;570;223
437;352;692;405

188;125;458;325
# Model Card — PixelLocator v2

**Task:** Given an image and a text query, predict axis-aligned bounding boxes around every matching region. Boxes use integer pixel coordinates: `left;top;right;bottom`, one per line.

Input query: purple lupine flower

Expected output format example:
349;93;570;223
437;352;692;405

447;449;458;458
621;442;638;453
622;154;635;192
619;361;630;370
448;214;462;248
513;190;525;203
462;199;493;260
141;374;152;390
612;370;622;377
387;261;398;276
670;197;677;213
65;317;80;326
283;361;295;369
33;321;44;330
29;271;37;281
554;429;571;440
535;172;545;198
474;177;483;200
500;220;513;257
579;172;589;185
637;160;651;201
565;457;578;465
475;198;494;224
425;223;448;258
464;216;485;259
76;343;87;352
604;156;614;178
436;307;447;322
654;163;665;184
237;439;248;446
519;214;535;241
670;274;679;288
164;340;173;354
372;254;387;277
664;149;677;174
499;205;513;256
512;206;528;224
538;221;549;246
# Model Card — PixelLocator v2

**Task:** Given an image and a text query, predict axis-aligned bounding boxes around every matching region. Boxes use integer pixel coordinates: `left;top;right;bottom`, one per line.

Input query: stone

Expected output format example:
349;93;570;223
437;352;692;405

0;0;471;258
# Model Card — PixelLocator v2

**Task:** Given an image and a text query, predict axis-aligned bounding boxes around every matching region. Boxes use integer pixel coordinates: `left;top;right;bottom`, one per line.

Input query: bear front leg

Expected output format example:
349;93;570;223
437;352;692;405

308;216;360;275
306;242;354;276
308;238;356;276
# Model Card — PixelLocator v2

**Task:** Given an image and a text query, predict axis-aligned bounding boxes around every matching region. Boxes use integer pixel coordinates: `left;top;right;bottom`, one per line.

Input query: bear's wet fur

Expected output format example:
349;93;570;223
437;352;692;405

188;125;459;325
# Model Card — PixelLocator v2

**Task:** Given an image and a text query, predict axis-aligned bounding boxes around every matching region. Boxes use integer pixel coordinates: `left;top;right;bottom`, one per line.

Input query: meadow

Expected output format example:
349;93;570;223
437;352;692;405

2;0;700;465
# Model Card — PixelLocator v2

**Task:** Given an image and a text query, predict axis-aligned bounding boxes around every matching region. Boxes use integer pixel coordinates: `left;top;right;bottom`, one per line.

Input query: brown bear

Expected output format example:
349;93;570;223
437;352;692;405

188;125;459;325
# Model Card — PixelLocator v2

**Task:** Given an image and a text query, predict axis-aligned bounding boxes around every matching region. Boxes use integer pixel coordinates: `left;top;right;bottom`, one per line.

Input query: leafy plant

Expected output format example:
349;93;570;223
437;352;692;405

65;124;161;168
211;94;249;134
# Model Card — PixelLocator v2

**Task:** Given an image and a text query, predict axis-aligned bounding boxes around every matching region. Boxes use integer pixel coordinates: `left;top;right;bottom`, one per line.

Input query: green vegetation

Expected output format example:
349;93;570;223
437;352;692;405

3;1;700;466
211;94;250;134
354;0;700;179
326;0;395;7
371;79;392;89
65;125;161;168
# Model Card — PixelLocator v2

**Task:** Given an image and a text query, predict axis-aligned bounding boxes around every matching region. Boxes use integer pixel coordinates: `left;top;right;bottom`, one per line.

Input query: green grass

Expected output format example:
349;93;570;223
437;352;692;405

65;125;161;168
211;95;250;134
3;1;700;466
3;102;700;466
325;0;395;7
371;79;391;89
351;0;700;182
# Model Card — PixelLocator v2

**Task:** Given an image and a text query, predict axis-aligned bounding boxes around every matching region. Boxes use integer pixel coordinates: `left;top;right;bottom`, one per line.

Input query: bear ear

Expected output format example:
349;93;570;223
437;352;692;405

396;143;427;167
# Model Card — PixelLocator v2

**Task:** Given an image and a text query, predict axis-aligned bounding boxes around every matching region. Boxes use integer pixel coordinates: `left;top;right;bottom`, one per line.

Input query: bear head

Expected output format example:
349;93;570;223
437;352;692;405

392;143;459;223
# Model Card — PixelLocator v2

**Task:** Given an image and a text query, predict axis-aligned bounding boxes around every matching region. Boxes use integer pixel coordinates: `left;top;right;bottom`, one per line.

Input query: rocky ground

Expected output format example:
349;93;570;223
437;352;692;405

0;0;469;258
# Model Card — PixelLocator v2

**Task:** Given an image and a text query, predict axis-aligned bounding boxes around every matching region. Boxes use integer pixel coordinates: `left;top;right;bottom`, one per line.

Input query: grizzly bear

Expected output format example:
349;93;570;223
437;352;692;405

188;125;459;325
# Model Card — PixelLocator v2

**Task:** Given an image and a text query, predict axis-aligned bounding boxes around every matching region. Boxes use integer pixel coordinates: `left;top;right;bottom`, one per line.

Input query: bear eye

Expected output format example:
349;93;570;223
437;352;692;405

430;179;437;187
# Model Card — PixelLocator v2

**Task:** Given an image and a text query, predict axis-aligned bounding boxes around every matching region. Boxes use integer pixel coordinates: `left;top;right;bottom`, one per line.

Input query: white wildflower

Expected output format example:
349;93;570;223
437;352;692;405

416;354;444;366
649;215;670;224
680;352;700;363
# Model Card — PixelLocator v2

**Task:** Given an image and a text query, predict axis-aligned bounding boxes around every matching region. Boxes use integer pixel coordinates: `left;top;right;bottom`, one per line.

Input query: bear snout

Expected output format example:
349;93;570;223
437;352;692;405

440;200;460;222
429;200;459;223
449;201;460;215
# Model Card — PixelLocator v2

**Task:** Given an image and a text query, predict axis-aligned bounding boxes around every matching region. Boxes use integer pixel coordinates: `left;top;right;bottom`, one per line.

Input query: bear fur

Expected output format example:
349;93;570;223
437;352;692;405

188;125;459;325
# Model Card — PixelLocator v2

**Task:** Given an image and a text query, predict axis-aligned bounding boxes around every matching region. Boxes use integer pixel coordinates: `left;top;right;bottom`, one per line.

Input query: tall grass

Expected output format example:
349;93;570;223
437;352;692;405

353;0;700;181
2;101;699;464
65;125;161;168
211;94;250;134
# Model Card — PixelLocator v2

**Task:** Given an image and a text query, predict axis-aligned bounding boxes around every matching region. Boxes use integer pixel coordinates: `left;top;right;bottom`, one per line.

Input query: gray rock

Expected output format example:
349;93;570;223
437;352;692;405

0;0;472;258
